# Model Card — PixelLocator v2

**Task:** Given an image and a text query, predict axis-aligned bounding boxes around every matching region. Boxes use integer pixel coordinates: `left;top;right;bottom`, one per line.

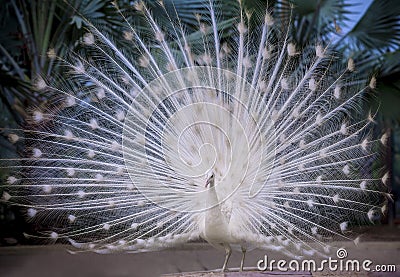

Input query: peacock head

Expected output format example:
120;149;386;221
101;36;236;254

205;173;215;188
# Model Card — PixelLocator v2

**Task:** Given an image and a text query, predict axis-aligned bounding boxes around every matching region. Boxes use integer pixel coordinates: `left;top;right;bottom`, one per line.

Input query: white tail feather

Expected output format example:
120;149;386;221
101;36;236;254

1;0;388;267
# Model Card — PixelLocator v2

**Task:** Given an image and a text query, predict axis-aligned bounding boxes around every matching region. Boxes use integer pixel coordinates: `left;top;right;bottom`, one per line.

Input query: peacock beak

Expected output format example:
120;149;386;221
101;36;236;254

205;173;214;188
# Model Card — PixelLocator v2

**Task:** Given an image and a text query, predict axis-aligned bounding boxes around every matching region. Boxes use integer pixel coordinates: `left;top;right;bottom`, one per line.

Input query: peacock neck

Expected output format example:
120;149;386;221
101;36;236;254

206;185;219;208
203;182;230;243
205;185;223;224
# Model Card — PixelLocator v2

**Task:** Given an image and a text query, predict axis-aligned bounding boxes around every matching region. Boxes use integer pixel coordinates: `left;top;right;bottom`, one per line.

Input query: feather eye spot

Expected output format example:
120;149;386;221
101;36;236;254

7;176;18;185
68;215;76;223
77;190;86;198
66;168;76;177
43;185;52;194
32;148;42;158
8;134;20;144
33;111;44;122
27;208;37;218
2;192;11;201
83;33;95;45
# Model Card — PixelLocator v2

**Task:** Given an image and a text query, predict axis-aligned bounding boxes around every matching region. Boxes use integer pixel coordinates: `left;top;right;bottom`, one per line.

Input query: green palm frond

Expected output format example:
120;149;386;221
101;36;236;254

144;0;270;33
380;49;400;77
274;0;353;44
69;0;106;29
339;0;400;53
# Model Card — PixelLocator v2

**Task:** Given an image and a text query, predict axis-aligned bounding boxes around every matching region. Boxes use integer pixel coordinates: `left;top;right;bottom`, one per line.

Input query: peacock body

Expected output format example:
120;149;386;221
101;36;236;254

2;0;389;271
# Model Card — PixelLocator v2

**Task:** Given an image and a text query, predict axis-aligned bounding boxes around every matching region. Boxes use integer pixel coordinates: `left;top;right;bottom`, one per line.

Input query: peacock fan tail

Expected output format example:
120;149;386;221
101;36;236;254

1;0;390;271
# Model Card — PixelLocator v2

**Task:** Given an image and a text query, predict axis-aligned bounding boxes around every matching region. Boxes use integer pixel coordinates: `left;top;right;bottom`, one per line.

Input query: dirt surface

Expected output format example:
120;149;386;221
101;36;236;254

1;226;399;277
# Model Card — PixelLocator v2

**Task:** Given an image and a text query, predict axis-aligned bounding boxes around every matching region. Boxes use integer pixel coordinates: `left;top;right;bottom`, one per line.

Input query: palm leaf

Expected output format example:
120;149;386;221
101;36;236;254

380;49;400;77
340;0;400;52
274;0;353;44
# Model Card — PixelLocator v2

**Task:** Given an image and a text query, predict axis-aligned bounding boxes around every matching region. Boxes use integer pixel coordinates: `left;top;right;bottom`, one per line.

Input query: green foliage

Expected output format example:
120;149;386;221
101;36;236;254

70;0;107;29
344;0;400;53
274;0;353;44
1;0;398;130
0;0;399;241
274;0;400;125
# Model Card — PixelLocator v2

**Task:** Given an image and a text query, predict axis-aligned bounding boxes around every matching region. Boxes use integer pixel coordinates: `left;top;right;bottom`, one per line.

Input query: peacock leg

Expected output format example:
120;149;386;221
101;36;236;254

221;244;232;272
240;246;246;271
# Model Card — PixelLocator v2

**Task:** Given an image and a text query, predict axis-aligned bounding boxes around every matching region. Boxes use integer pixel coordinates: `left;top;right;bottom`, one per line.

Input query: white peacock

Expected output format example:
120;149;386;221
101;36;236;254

2;0;389;272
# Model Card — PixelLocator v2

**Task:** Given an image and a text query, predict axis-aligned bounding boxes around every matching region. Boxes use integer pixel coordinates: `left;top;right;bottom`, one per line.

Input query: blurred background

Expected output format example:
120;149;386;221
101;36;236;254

0;0;399;247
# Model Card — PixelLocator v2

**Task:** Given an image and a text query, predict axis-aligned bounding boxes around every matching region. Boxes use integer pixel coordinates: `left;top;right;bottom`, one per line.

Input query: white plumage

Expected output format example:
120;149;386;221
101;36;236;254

1;0;389;272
